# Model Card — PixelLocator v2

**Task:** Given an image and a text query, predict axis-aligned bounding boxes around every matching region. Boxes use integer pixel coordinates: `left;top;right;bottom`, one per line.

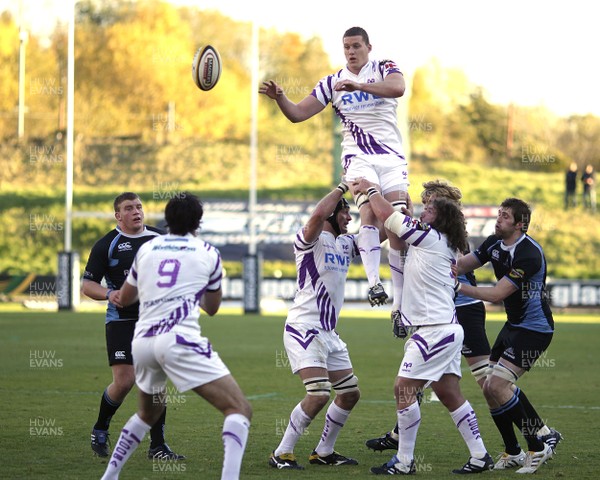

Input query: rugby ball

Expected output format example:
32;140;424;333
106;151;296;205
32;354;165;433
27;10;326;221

192;45;221;91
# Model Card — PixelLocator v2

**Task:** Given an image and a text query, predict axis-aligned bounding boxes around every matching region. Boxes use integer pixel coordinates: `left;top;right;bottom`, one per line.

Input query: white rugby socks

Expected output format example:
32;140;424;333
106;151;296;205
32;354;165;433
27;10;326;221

314;402;351;456
275;403;312;456
101;413;151;480
221;413;251;480
358;225;382;287
450;401;487;459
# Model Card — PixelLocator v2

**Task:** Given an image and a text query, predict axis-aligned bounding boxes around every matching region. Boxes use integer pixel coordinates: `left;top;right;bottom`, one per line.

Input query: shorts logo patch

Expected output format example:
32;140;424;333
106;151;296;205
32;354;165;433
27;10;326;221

504;347;516;361
114;350;126;360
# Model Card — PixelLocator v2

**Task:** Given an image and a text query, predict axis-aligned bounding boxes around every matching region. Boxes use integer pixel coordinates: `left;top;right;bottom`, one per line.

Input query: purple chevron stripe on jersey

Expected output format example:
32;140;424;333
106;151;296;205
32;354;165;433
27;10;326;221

400;227;418;241
175;334;212;358
411;333;455;361
130;266;138;280
209;255;221;277
334;105;404;157
142;291;203;337
316;283;337;330
285;324;319;349
295;231;316;251
298;252;320;290
410;229;431;246
222;431;243;448
208;273;222;288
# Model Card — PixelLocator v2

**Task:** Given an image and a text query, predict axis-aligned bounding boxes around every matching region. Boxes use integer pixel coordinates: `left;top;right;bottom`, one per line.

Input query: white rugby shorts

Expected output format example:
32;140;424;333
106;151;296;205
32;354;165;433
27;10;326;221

344;154;409;195
283;323;353;374
398;324;464;381
132;331;230;394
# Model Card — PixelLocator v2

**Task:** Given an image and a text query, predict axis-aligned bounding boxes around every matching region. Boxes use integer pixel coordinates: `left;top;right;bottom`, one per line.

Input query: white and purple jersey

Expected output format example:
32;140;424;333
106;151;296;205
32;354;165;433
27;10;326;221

286;229;359;331
385;212;459;327
311;59;405;168
125;233;222;339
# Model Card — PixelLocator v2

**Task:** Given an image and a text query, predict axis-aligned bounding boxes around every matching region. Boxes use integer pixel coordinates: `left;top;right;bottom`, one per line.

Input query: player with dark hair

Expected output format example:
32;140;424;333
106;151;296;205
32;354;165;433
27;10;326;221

353;178;493;475
365;180;492;452
82;192;183;460
268;182;361;470
100;192;252;480
457;198;561;473
260;26;409;312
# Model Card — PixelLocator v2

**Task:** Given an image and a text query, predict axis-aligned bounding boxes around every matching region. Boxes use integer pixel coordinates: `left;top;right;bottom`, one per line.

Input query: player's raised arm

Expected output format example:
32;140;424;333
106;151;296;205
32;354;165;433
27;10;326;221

259;80;325;123
303;181;349;244
334;71;405;98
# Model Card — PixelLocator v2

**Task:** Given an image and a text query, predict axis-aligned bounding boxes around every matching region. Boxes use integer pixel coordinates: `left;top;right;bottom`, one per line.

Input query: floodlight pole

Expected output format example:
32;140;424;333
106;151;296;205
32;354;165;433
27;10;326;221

57;0;79;310
65;0;74;253
17;0;27;139
243;20;261;314
249;21;258;257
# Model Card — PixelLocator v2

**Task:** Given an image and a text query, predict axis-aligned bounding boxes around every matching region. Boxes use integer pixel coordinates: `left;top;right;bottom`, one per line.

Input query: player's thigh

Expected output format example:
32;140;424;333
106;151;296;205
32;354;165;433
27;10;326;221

457;302;490;358
400;324;464;382
344;156;379;184
132;336;167;395
378;157;409;195
158;332;232;394
111;363;135;387
105;319;136;366
192;374;249;415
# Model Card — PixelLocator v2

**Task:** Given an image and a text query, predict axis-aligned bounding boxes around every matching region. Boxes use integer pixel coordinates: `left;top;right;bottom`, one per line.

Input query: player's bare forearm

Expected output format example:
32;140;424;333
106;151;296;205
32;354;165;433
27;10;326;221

459;278;517;304
335;73;405;98
303;186;346;243
259;80;323;122
201;289;222;316
457;253;482;275
81;279;109;301
119;281;138;307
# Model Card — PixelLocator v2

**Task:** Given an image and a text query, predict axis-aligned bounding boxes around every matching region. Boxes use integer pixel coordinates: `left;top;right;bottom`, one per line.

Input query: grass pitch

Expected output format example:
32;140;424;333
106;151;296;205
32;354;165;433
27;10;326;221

2;309;599;479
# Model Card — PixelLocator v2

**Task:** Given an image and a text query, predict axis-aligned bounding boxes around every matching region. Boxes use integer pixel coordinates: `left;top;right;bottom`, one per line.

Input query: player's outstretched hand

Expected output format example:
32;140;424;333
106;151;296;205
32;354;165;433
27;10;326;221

351;177;377;196
259;80;282;99
399;191;414;217
334;79;360;92
110;290;124;309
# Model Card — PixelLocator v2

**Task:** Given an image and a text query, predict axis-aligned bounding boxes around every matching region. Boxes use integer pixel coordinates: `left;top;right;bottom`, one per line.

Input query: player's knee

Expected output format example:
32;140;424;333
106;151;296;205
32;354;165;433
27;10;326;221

332;373;359;394
469;358;489;383
238;398;253;420
483;367;516;400
304;377;331;404
112;373;135;395
333;373;360;407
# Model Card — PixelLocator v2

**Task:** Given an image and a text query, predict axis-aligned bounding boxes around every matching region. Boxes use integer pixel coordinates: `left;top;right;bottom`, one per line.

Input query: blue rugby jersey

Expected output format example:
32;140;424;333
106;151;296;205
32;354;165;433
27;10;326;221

472;234;554;333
